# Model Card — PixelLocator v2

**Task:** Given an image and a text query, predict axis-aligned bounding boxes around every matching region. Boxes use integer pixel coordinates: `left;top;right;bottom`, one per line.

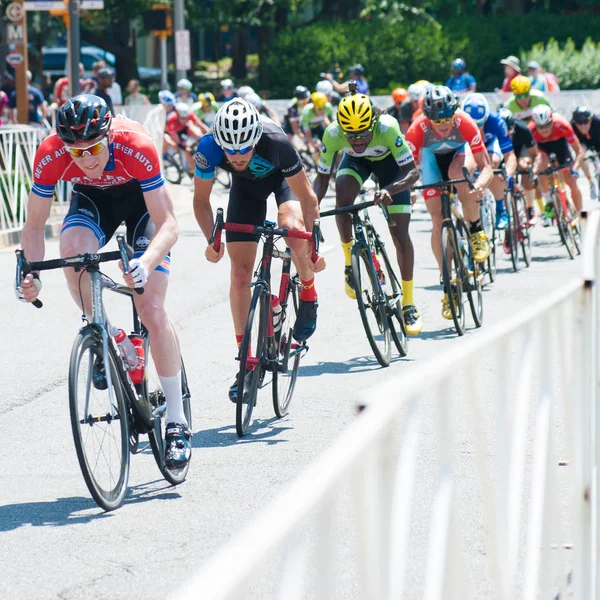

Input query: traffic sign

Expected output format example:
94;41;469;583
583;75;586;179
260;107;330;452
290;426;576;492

6;23;24;43
23;0;103;10
6;2;24;22
175;29;191;72
6;51;24;67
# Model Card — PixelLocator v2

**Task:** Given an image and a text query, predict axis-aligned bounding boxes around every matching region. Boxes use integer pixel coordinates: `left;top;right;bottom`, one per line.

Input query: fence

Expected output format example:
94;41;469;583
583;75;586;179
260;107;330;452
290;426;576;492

174;210;600;599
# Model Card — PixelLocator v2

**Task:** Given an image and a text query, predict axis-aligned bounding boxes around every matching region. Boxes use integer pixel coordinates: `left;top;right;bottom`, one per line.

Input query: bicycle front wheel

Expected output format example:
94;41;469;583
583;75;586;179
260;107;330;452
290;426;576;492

69;327;130;511
457;220;483;328
351;245;391;366
553;190;576;259
215;167;232;189
515;192;532;267
505;190;519;272
237;286;267;437
441;225;466;336
273;276;301;418
163;155;183;185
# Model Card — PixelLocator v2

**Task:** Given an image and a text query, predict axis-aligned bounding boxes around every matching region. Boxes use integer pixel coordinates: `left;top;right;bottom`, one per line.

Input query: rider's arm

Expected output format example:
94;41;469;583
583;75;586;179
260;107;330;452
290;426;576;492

191;115;210;136
313;124;342;202
504;151;517;178
381;117;420;194
529;145;542;176
141;185;178;271
571;137;585;170
286;169;320;231
473;149;494;189
192;176;216;241
458;115;493;189
21;192;52;266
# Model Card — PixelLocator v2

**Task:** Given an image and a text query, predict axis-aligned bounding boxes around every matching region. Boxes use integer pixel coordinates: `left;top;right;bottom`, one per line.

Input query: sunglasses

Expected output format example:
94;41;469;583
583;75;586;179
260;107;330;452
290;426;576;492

65;137;108;158
537;122;553;130
224;146;254;156
515;93;530;99
431;116;454;125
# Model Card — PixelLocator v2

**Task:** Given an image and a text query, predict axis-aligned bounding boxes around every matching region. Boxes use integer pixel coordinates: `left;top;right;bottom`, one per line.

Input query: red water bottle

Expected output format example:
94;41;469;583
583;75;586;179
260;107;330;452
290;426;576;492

128;336;145;384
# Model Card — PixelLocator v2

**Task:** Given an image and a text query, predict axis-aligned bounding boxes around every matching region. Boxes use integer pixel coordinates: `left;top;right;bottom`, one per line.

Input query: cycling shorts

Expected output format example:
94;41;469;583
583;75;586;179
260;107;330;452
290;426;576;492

337;152;411;215
420;146;466;200
226;172;298;243
61;181;170;274
538;139;572;168
308;124;327;141
486;138;503;161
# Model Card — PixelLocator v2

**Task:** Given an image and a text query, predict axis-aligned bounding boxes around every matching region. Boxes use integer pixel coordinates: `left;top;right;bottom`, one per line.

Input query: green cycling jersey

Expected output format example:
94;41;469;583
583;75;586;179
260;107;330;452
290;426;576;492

506;89;551;123
301;102;334;130
317;114;413;174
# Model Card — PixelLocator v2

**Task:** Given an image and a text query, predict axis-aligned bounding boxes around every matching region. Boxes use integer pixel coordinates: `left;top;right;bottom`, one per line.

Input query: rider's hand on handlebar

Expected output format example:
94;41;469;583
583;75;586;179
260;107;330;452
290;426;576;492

120;257;149;289
16;273;42;303
205;241;224;263
374;189;393;206
468;185;485;202
310;252;326;273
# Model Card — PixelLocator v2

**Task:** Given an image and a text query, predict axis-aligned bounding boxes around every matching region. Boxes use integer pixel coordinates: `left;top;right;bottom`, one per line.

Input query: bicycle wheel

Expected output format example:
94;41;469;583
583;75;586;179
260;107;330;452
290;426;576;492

505;190;519;272
441;224;466;336
215;167;232;189
569;199;582;255
144;336;192;485
375;235;407;357
351;244;391;366
69;326;130;511
457;220;483;328
273;276;301;418
515;192;532;267
480;193;496;283
237;286;267;437
553;190;576;259
163;154;183;185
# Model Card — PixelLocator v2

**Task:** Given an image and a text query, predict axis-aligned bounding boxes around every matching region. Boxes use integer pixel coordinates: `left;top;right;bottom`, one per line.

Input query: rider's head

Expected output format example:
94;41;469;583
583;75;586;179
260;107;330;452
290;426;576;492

391;87;408;106
294;85;310;107
212;99;262;171
174;102;191;121
573;105;592;133
158;89;175;109
531;104;553;137
510;75;532;108
452;58;466;75
200;92;215;111
423;85;458;136
310;91;327;112
337;89;375;153
461;93;490;127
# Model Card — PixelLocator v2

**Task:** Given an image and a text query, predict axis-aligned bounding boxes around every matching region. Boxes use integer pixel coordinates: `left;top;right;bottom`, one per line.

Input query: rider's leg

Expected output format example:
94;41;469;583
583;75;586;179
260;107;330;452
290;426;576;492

564;170;583;212
487;148;508;229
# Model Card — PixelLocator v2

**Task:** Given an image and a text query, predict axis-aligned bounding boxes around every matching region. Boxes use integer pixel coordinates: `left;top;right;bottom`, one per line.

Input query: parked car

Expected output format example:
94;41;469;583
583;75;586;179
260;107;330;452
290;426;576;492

42;45;116;81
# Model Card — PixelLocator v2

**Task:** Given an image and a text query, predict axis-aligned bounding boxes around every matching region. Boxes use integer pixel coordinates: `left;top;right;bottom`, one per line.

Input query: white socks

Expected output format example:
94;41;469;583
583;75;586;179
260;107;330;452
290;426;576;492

159;370;187;426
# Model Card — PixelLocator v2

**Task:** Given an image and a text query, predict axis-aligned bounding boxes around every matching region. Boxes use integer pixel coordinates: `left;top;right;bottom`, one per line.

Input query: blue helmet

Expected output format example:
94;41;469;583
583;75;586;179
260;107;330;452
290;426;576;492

158;90;175;107
462;93;490;126
452;58;466;71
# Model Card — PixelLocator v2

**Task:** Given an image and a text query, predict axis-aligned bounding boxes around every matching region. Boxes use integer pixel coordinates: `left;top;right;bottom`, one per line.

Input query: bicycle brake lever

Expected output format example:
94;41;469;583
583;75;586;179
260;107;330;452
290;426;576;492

210;208;225;252
15;249;43;308
117;234;143;295
462;167;477;191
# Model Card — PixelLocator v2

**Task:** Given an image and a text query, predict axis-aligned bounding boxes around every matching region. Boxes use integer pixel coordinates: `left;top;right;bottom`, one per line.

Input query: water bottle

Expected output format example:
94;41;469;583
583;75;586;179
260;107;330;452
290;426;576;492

112;328;139;370
271;295;283;332
128;336;145;385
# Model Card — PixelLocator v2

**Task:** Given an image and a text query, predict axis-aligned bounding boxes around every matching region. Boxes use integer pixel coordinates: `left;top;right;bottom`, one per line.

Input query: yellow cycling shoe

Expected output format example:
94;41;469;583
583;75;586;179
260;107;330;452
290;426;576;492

470;230;490;263
344;266;356;300
402;304;423;336
441;293;453;320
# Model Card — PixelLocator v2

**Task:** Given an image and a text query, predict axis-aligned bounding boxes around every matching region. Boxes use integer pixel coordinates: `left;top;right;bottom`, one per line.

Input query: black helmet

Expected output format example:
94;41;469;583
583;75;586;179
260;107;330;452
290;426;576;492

423;85;458;121
498;108;515;132
56;94;112;144
294;85;310;100
573;105;592;124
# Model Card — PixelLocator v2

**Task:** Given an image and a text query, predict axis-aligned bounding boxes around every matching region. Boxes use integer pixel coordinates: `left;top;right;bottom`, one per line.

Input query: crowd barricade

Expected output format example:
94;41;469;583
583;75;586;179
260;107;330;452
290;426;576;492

174;209;600;599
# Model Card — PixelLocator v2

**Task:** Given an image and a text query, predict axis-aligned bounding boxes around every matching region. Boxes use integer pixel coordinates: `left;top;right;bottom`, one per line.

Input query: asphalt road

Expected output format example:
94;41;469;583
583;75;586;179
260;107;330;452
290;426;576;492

0;179;590;599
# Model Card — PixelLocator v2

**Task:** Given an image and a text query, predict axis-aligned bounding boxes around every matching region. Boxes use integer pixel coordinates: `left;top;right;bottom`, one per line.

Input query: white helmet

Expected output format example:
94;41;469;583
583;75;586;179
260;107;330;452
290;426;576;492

212;99;263;152
245;92;263;108
531;104;553;127
237;85;255;99
175;102;191;118
316;80;333;95
177;78;193;90
407;83;425;101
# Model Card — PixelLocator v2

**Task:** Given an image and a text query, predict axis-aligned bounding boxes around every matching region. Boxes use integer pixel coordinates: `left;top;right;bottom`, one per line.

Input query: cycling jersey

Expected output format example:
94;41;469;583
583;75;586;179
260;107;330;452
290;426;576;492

445;73;476;95
506;90;550;123
32;116;164;197
483;113;513;155
529;113;577;166
165;111;203;136
194;117;303;181
511;118;537;157
301;102;334;131
174;91;198;106
317;114;413;175
191;101;219;127
571;114;600;153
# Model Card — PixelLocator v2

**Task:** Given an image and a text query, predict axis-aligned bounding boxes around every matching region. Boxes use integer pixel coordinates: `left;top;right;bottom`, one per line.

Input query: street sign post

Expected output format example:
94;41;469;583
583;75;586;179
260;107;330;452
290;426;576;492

6;0;29;124
175;29;191;72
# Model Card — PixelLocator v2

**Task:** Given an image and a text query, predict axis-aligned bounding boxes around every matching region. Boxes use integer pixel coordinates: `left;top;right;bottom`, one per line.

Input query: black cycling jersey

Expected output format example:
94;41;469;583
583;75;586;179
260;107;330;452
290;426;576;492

571;114;600;153
399;99;414;122
511;118;537;157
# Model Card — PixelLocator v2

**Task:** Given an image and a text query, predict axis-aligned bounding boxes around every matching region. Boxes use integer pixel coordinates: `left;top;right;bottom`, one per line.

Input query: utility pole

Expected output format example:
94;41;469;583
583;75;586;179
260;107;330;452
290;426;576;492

68;0;81;95
173;0;186;81
6;0;29;123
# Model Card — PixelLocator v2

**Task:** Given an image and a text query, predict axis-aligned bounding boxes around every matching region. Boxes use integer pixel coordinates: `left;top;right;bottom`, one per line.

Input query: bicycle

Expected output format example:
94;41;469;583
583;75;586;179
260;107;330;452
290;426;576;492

583;150;600;199
479;187;497;283
413;168;484;336
539;154;582;259
210;209;321;437
15;235;191;511
503;168;533;270
319;189;408;367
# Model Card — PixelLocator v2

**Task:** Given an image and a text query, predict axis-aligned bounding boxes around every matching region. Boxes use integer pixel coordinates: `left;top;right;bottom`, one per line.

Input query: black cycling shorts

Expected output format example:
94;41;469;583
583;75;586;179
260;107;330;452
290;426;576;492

226;172;298;243
337;152;412;215
538;139;572;167
61;181;170;274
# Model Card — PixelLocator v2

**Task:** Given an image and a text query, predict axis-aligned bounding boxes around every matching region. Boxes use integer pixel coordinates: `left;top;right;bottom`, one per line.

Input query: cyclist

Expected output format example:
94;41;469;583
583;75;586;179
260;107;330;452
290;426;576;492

246;92;281;124
158;89;176;116
386;87;408;127
505;75;550;123
462;93;515;231
498;108;542;225
192;92;220;128
164;102;209;176
301;91;334;161
406;86;493;320
316;79;341;107
175;78;197;105
191;99;325;401
445;58;477;96
398;83;425;133
571;106;600;200
529;104;585;219
16;94;191;469
312;86;422;335
282;85;311;142
236;85;255;100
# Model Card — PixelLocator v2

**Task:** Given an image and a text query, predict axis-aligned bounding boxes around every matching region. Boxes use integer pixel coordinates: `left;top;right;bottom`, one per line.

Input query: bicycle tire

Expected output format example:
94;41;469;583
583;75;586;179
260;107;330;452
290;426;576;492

273;276;301;418
457;220;483;328
69;327;130;511
163;154;183;185
351;244;391;366
375;234;407;357
515;191;532;267
441;224;466;336
569;199;582;255
237;286;267;437
505;190;519;272
215;167;232;189
553;189;576;259
481;193;496;283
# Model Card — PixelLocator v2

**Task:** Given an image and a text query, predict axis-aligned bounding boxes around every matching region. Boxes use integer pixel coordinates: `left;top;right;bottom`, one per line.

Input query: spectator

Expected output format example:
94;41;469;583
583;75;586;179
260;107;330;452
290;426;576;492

9;70;47;125
527;61;548;93
175;78;198;105
93;68;115;114
219;78;237;102
124;79;150;106
53;63;92;107
326;64;369;95
1;72;15;97
500;55;521;92
90;60;105;88
106;68;122;105
0;88;9;124
445;58;476;95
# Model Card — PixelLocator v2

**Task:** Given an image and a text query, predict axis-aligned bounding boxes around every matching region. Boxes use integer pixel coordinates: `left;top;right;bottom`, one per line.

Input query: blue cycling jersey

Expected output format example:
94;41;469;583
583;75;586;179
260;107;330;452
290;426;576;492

483;113;513;155
445;73;476;95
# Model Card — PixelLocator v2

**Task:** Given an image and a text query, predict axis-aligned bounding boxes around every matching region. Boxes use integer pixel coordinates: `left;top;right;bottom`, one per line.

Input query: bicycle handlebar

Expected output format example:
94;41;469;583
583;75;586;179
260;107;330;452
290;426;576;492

413;167;477;192
319;197;393;224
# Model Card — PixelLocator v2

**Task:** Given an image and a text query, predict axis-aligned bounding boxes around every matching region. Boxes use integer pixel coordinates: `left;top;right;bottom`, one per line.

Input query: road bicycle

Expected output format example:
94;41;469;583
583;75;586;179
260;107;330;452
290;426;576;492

479;187;497;284
320;189;408;367
504;168;533;271
414;168;484;336
210;209;320;437
15;236;191;511
584;150;600;199
540;154;582;259
163;146;231;189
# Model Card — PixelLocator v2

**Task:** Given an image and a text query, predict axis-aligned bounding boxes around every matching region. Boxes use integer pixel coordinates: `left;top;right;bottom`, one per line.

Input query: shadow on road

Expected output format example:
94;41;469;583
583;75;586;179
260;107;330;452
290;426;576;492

192;416;291;448
417;327;464;341
298;353;408;377
532;254;571;262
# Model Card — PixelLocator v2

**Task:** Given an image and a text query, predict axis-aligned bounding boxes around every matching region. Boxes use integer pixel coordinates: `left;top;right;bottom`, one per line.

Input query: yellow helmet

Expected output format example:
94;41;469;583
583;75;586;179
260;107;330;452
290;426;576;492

310;91;327;110
510;75;531;95
201;92;215;106
337;93;374;133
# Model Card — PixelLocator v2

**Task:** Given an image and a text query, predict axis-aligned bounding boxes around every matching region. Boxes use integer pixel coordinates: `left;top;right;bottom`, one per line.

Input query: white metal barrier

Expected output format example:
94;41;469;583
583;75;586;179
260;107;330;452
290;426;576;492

175;211;600;599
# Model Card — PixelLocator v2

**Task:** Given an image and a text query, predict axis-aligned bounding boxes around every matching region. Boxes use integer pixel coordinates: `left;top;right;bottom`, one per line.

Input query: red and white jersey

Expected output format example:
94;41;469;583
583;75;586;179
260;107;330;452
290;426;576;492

165;111;202;135
528;113;577;145
32;116;164;199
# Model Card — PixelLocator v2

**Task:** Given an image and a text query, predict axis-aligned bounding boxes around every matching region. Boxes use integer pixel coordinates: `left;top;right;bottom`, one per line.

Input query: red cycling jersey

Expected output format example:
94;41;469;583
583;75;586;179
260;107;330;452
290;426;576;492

165;111;202;135
32;116;164;198
528;113;577;145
